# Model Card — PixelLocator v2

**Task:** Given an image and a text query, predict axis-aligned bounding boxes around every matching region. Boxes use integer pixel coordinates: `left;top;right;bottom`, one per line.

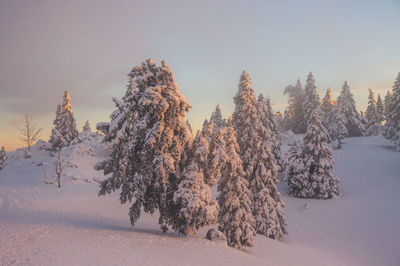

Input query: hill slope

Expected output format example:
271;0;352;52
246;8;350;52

0;134;399;265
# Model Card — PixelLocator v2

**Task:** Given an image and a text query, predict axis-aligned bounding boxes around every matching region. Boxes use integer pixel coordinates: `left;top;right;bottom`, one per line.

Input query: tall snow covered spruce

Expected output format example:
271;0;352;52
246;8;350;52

376;94;384;123
209;104;226;131
0;146;7;170
383;73;400;150
336;81;365;137
232;71;287;240
365;89;380;127
283;79;306;133
287;109;340;199
328;107;348;147
49;91;79;151
303;72;321;122
257;94;285;171
97;59;194;232
217;122;255;249
384;90;392;119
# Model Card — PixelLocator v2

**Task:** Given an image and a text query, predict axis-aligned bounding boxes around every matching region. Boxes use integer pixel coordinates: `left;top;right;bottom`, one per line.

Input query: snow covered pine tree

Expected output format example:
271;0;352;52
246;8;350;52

376;94;384;123
0;146;7;170
283;79;306;133
384;90;392;120
257;94;285;172
217;122;255;249
321;88;336;114
49;91;79;151
303;72;321;122
209;104;226;131
232;71;287;240
82;120;91;132
328;107;348;148
173;126;218;235
336;81;365;136
321;88;336;134
365;89;380;127
97;59;194;232
383;73;400;150
287;109;340;199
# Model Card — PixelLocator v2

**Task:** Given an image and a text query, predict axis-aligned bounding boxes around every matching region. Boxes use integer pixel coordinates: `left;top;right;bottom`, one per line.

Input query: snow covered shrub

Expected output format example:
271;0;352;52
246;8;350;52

287;109;340;199
206;229;226;241
366;124;382;136
0;146;7;169
82;120;91;132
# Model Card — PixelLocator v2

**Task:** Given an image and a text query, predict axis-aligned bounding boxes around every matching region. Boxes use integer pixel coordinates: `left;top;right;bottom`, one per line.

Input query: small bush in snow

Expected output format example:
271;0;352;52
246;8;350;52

206;229;227;241
0;146;7;170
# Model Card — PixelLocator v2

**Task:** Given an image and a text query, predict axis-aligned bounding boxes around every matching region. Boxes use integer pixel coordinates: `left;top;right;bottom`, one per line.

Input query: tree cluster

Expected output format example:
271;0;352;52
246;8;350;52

97;60;287;249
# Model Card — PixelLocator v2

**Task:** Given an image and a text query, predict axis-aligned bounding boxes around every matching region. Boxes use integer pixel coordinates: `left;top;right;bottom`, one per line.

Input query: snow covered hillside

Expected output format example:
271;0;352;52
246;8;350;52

0;135;399;265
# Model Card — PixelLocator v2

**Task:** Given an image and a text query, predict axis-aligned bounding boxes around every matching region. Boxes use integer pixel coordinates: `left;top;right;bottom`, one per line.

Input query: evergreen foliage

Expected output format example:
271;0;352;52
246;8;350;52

173;130;218;235
336;81;365;136
383;73;400;149
287;109;340;199
283;79;306;133
97;59;193;232
303;72;321;122
328;108;348;147
0;146;7;170
376;94;384;123
82;120;91;132
257;94;285;172
365;89;380;126
321;88;336;114
49;91;79;151
217;123;255;249
210;104;226;131
384;90;392;118
232;71;287;240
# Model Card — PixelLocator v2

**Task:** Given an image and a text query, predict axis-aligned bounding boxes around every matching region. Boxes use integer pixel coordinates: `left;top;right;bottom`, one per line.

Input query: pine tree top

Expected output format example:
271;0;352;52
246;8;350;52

62;90;73;113
305;72;316;89
295;78;302;88
368;89;376;105
322;88;336;112
393;72;400;95
304;109;330;145
237;70;254;95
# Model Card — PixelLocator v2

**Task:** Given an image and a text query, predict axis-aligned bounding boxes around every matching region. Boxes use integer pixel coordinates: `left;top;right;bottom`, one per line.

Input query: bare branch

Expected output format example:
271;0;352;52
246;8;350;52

17;115;42;154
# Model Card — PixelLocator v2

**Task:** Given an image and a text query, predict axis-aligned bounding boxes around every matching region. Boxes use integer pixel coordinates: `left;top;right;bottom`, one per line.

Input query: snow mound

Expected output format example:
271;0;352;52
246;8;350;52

4;131;109;186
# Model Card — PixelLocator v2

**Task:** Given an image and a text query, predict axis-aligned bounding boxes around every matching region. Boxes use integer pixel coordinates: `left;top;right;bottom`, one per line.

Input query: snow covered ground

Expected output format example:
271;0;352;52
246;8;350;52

1;134;399;265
